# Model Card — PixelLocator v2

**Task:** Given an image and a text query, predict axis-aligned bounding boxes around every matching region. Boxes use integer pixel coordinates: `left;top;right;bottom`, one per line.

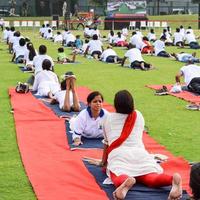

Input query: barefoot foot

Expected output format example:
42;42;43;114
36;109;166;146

168;173;182;200
113;177;136;200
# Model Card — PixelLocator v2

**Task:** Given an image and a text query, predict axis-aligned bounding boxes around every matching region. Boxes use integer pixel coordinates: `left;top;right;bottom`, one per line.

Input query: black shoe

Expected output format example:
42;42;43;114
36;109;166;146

155;86;168;95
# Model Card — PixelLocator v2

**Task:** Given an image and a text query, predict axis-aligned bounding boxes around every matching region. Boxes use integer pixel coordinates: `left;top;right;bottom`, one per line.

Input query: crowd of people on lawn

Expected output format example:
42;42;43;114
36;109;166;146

2;22;200;200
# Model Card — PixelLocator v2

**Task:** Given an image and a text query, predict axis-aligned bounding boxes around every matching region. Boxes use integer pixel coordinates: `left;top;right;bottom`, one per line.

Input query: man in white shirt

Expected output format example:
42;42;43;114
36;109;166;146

175;61;200;94
121;44;152;70
173;28;184;47
185;32;200;49
11;38;27;63
33;45;54;75
32;59;60;96
84;34;103;59
100;45;121;63
129;31;143;50
63;31;76;47
154;36;171;57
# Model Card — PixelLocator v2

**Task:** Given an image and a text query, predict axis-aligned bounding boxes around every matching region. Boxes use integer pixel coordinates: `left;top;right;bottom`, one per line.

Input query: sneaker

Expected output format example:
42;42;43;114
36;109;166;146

186;104;199;111
155;86;168;95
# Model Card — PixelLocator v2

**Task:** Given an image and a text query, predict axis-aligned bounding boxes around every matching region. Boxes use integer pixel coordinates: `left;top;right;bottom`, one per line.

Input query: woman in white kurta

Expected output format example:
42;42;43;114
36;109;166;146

101;90;182;200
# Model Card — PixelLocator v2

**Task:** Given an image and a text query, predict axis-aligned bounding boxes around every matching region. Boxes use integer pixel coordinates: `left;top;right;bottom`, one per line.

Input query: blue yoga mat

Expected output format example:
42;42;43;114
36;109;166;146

32;92;86;117
65;122;103;150
83;161;189;200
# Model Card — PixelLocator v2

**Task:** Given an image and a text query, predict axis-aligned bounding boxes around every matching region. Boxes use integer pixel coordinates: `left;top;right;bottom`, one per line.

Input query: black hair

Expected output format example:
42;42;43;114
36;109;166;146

48;29;51;33
190;163;200;200
110;30;114;36
160;35;166;40
60;79;66;90
27;42;36;61
92;34;98;40
57;31;61;35
42;59;52;70
114;90;134;114
58;47;64;53
176;28;180;32
87;91;104;104
39;45;47;55
19;38;26;46
14;31;20;37
10;26;15;32
117;32;121;38
150;29;154;33
85;39;89;43
143;36;149;41
76;35;80;39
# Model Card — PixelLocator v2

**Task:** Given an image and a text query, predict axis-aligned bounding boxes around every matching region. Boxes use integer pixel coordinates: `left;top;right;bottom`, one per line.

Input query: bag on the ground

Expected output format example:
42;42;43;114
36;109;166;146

15;82;29;93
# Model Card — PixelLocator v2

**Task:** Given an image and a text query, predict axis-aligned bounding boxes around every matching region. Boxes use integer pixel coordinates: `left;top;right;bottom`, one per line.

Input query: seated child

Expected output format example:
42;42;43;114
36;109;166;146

57;47;76;63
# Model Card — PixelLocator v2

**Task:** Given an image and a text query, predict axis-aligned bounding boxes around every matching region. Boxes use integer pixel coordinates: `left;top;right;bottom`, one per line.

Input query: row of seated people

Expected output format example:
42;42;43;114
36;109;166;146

4;24;200;200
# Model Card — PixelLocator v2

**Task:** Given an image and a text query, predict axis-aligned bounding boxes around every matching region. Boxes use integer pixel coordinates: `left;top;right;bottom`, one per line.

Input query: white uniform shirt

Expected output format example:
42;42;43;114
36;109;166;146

64;33;76;45
173;32;184;45
24;50;37;66
3;29;9;40
101;49;117;62
54;34;63;43
88;40;103;53
103;111;163;178
147;32;156;41
154;40;165;56
125;48;144;63
33;54;54;74
13;45;27;58
54;90;73;110
185;33;196;44
130;34;143;50
32;70;60;92
70;107;108;140
180;64;200;86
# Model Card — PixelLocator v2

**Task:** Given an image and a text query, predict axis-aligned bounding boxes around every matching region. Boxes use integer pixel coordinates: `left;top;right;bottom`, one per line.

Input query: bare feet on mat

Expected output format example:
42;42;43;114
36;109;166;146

113;177;136;200
168;173;182;200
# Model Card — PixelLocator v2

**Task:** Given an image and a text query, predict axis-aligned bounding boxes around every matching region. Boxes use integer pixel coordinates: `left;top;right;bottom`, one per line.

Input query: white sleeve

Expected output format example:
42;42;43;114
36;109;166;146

32;75;39;91
72;111;86;140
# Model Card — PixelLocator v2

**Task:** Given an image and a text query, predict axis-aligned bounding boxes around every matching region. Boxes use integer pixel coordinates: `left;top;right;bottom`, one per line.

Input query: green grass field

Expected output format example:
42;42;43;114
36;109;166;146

0;16;200;199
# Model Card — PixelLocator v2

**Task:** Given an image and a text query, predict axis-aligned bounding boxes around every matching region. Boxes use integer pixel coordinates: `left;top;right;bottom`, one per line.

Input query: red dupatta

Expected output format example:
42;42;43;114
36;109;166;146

105;111;137;161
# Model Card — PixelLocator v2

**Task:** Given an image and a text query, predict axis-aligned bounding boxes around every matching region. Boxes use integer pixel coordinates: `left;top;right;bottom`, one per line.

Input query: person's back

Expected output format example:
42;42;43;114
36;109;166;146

101;48;117;62
33;45;54;74
154;39;165;56
181;64;200;86
125;47;144;63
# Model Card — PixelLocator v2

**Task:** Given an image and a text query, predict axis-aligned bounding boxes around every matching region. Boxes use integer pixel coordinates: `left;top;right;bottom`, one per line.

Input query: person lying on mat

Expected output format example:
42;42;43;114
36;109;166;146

175;60;200;95
100;45;122;64
99;90;182;200
69;91;108;146
189;162;200;200
121;43;153;70
32;59;60;97
57;47;76;64
50;71;80;112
